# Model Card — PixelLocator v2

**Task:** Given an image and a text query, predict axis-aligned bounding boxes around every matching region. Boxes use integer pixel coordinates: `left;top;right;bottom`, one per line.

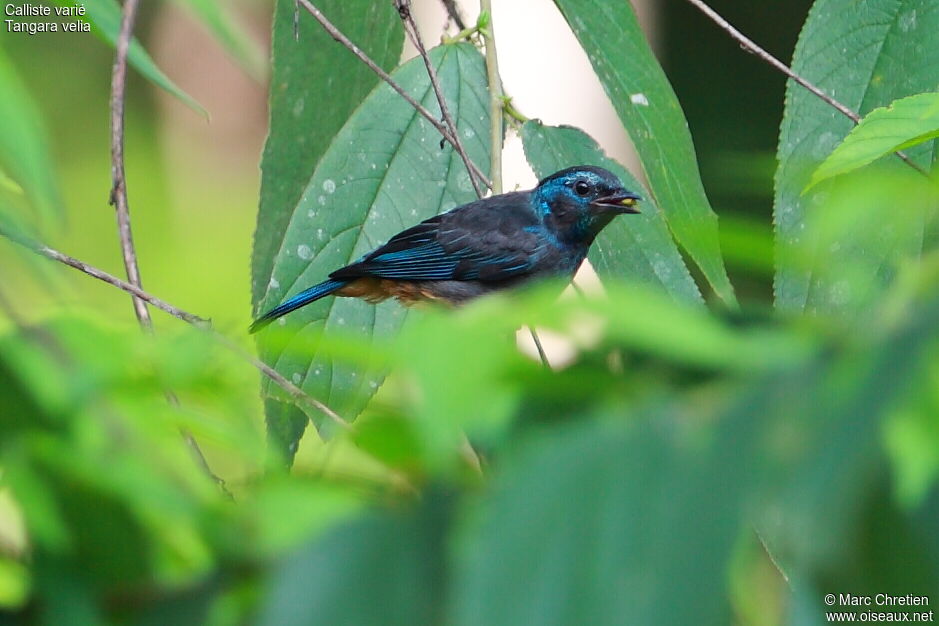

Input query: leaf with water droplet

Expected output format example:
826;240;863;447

774;0;939;314
255;44;490;444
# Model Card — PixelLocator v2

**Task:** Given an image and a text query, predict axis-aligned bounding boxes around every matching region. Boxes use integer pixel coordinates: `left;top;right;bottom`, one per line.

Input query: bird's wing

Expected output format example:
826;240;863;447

330;196;545;283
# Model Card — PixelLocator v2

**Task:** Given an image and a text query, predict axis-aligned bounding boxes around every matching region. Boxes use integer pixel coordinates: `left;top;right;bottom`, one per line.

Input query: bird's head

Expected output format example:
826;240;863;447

532;166;641;244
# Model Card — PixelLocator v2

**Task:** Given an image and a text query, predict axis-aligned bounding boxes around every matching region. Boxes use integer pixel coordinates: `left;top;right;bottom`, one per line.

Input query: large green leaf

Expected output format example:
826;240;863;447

65;0;206;115
252;0;403;461
257;495;450;626
521;122;702;305
251;0;403;307
552;0;734;305
780;168;937;318
255;44;490;441
774;0;939;313
452;407;757;625
0;49;64;224
809;92;939;189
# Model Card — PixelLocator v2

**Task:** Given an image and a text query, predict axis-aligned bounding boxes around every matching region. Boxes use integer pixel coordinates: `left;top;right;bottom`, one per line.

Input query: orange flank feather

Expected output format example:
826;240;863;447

336;277;453;305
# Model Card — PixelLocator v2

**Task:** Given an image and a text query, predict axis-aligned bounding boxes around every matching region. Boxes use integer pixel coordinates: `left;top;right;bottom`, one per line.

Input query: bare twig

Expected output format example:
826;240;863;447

479;0;503;194
0;227;350;431
439;0;466;30
3;230;206;325
395;0;484;198
108;0;237;495
109;0;152;328
296;0;492;190
527;327;550;368
209;330;350;430
683;0;928;177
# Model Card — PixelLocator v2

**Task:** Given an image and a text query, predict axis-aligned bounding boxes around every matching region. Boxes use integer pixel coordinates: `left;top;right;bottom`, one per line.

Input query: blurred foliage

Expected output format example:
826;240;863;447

0;0;937;625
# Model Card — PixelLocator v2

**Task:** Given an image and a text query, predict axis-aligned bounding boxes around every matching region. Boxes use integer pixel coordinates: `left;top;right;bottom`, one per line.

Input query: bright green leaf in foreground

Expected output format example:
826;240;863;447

65;0;206;115
808;92;939;189
255;44;490;443
521;122;702;305
552;0;735;305
774;0;939;313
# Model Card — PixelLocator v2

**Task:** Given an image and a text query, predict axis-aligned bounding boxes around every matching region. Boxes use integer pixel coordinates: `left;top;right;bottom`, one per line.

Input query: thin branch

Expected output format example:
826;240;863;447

527;327;550;368
108;0;237;495
0;227;349;430
296;0;491;190
395;0;484;198
439;0;466;30
208;330;350;430
683;0;929;177
5;231;206;325
479;1;503;194
109;0;152;328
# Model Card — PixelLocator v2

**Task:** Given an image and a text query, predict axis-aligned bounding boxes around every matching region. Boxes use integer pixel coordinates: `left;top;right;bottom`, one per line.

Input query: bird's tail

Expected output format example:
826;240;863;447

250;278;348;333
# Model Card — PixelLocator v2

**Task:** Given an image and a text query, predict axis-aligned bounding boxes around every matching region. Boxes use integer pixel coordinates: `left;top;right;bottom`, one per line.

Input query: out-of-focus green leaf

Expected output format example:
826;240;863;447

552;0;735;305
521;122;702;305
774;0;939;313
251;0;403;460
172;0;266;81
452;413;751;625
255;44;490;442
0;49;64;224
0;166;24;197
61;0;206;115
257;495;449;626
778;168;938;318
809;92;939;189
883;344;939;509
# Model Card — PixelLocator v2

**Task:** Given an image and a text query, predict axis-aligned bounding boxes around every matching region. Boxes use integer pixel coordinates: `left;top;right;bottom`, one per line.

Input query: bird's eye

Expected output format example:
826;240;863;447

574;180;591;196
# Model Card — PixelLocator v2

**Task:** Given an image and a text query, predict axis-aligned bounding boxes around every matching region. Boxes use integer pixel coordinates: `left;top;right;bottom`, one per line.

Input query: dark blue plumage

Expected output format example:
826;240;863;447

251;166;640;332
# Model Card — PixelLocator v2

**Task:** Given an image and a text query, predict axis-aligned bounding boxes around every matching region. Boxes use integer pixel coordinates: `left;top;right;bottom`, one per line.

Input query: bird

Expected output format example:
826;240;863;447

250;165;640;333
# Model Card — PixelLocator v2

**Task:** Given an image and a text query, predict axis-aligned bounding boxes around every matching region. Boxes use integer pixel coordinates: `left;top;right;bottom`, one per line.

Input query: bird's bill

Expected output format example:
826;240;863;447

590;191;642;214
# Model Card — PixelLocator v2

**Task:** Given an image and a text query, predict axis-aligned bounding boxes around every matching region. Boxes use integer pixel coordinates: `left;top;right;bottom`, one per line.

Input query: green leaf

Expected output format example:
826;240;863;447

255;44;490;437
521;122;702;305
779;168;937;318
251;0;404;308
0;49;64;223
257;495;450;626
808;92;939;189
63;0;206;115
552;0;735;305
453;415;749;625
171;0;267;81
774;0;939;313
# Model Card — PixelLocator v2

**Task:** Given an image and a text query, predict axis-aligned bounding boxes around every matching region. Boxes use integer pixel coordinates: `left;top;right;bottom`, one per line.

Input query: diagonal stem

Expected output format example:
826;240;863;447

0;225;351;430
297;0;491;190
395;0;484;198
683;0;928;177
